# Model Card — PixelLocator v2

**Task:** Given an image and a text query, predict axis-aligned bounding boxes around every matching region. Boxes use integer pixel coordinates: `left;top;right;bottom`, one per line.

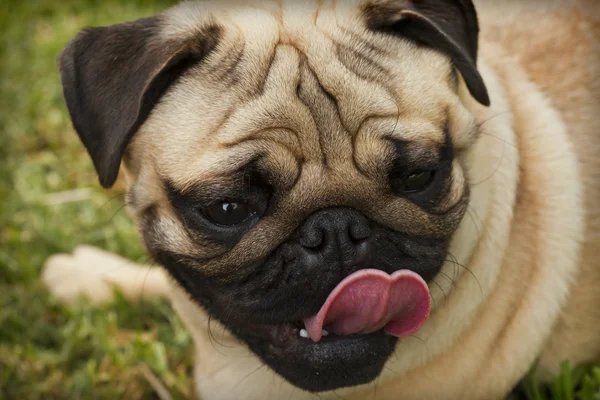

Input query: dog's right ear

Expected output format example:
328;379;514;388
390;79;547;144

363;0;490;107
59;16;221;188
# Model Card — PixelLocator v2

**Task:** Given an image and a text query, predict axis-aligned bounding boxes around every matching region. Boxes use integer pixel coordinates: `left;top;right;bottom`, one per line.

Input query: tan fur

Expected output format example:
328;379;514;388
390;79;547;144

43;0;600;399
475;0;600;378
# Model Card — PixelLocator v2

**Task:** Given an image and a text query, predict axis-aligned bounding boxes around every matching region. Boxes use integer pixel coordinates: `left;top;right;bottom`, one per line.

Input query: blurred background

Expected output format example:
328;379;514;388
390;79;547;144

0;1;598;399
0;1;195;399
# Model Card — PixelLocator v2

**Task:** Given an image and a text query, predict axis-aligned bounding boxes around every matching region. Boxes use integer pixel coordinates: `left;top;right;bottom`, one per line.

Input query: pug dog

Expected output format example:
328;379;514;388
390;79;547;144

42;0;600;399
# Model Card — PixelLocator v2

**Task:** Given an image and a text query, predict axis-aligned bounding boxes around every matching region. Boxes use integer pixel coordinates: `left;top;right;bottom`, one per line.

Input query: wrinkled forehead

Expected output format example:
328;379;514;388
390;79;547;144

134;0;469;188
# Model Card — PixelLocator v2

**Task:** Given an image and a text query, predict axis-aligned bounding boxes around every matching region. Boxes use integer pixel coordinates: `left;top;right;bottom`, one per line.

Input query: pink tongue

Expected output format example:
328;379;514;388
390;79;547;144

303;269;431;342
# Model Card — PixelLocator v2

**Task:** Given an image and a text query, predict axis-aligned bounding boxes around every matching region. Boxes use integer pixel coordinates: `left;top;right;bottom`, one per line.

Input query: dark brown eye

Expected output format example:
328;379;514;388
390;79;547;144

204;201;254;226
403;170;435;193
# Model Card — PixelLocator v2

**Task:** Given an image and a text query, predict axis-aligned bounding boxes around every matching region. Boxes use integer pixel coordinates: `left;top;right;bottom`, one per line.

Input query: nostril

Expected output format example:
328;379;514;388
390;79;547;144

348;218;371;242
299;226;325;249
298;208;371;250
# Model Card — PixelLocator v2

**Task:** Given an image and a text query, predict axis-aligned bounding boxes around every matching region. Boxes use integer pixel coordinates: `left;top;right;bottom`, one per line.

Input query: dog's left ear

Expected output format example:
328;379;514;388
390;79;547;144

364;0;490;106
59;16;221;188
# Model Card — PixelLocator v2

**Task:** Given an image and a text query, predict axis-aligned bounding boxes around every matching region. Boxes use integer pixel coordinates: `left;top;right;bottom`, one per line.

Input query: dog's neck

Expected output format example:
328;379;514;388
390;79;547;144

342;42;584;400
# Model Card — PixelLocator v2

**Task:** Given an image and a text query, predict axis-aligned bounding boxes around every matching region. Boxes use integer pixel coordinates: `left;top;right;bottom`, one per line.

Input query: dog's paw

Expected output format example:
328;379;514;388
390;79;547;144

41;245;169;305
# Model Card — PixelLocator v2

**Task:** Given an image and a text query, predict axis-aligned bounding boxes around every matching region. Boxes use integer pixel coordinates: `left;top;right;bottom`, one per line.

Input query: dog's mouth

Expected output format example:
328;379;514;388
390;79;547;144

244;319;333;347
162;250;436;392
236;269;432;392
246;269;431;342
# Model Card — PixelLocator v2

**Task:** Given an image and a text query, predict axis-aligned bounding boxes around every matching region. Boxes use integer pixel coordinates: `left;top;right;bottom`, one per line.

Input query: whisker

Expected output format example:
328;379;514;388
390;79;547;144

465;206;483;236
98;192;127;211
372;373;382;400
216;303;236;349
438;271;454;286
234;363;267;387
428;291;437;311
465;206;495;254
430;278;447;301
288;386;297;400
447;252;483;300
107;202;129;223
406;334;429;350
471;136;506;186
216;324;231;349
384;365;401;377
206;313;227;356
139;263;154;326
332;390;350;400
475;110;512;132
479;130;518;150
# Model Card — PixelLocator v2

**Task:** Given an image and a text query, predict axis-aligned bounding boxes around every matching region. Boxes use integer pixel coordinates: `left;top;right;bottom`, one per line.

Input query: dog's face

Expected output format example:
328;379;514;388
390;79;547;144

59;0;489;392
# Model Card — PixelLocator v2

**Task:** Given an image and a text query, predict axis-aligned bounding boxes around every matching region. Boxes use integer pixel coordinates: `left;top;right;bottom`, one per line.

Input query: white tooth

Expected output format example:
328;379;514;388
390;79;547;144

322;329;329;336
299;329;309;338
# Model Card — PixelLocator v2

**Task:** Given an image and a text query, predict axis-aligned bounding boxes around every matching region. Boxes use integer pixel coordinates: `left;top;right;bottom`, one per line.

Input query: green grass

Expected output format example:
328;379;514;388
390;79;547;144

0;1;598;399
518;362;600;400
0;1;194;398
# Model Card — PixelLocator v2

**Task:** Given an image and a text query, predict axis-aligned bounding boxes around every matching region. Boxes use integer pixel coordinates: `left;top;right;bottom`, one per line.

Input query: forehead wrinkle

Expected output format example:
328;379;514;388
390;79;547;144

172;150;258;192
384;117;447;145
220;127;304;169
333;23;391;57
325;4;395;78
215;130;304;190
333;40;389;82
201;27;245;86
213;44;323;162
210;5;283;96
280;3;397;136
296;53;348;167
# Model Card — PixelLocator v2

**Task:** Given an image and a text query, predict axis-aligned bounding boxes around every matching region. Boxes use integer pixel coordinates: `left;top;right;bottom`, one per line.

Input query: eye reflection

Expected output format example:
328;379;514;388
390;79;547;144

203;201;254;226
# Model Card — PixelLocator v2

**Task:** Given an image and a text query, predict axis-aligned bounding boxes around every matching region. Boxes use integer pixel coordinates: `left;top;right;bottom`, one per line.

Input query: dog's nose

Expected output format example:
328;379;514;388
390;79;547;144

296;208;371;268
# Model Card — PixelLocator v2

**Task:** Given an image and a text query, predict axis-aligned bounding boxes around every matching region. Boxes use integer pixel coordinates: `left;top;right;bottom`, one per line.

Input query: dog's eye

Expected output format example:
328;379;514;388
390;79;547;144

204;201;255;226
403;170;435;193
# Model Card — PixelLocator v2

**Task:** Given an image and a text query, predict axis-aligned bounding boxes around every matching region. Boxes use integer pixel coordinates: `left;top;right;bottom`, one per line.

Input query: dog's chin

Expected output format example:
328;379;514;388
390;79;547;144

234;320;397;392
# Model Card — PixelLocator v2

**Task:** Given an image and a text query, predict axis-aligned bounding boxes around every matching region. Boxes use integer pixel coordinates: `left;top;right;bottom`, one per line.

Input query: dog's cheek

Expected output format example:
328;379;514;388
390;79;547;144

134;203;215;264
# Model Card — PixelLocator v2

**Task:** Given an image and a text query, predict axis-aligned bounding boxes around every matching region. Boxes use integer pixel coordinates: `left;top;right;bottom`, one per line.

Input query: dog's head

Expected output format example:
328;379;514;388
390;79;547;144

59;0;489;392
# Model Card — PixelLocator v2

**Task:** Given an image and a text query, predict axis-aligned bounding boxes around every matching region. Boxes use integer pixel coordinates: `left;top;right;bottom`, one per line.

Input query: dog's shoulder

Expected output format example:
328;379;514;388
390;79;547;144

476;0;600;377
476;0;599;106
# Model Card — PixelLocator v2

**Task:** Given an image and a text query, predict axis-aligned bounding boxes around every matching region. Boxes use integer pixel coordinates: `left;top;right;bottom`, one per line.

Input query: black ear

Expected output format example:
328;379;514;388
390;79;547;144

364;0;490;107
59;16;221;188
